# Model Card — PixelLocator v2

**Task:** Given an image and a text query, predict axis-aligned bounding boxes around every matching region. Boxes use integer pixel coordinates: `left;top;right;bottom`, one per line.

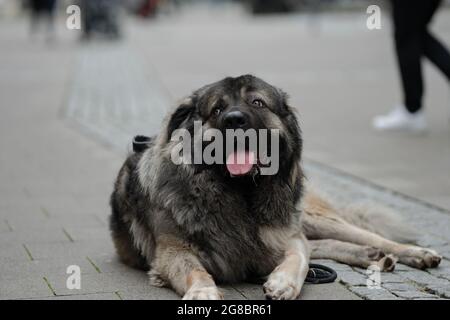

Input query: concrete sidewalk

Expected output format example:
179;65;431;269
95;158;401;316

1;4;450;300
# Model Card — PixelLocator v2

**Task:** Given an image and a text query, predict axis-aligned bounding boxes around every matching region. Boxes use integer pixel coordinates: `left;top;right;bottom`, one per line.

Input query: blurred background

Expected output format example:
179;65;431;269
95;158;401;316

1;0;449;212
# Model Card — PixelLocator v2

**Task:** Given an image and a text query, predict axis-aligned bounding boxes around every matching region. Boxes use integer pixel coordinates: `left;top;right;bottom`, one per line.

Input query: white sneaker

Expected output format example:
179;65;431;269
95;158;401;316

372;105;427;132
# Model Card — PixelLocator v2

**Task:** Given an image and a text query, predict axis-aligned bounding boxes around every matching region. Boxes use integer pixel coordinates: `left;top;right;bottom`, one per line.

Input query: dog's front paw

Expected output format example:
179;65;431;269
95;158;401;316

182;286;224;300
263;272;301;300
399;247;442;269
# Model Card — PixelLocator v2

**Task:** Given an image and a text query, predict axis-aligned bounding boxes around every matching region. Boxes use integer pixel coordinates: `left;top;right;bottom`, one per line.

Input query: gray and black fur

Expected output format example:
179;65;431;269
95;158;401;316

110;75;303;284
110;75;441;300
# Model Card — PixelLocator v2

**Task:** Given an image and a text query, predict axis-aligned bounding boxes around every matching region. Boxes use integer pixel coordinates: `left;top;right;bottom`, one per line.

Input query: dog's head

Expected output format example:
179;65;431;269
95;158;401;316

165;75;302;180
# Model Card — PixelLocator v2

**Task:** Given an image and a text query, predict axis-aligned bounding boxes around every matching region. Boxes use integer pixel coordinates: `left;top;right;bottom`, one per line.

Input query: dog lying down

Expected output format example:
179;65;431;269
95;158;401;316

110;75;441;300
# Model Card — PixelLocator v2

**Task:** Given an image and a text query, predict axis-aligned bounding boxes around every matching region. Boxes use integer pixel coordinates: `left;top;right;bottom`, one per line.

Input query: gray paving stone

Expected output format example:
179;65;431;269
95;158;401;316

352;268;407;284
118;287;179;300
434;245;450;260
400;270;447;287
380;272;408;284
61;225;111;242
393;264;419;272
348;286;401;300
300;283;360;300
0;276;54;300
427;259;450;281
84;253;135;274
0;219;13;233
45;213;106;229
233;283;265;300
24;240;115;261
25;292;120;300
81;270;180;300
425;283;450;298
416;234;449;248
221;286;248;300
44;273;122;296
391;290;438;299
41;200;112;219
0;243;30;263
0;227;69;245
0;258;96;281
0;212;51;231
382;282;417;292
338;271;368;287
310;259;353;272
383;280;444;300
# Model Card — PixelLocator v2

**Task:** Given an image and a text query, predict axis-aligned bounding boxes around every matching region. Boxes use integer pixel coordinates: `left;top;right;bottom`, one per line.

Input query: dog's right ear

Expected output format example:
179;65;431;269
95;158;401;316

166;96;197;141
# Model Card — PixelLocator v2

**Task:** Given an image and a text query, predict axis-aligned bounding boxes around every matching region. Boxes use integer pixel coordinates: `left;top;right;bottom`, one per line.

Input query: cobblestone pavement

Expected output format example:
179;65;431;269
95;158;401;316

1;4;450;300
306;162;450;300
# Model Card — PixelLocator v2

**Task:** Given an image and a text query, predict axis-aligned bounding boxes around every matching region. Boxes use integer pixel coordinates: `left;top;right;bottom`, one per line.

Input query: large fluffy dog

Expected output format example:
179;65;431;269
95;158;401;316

110;75;441;300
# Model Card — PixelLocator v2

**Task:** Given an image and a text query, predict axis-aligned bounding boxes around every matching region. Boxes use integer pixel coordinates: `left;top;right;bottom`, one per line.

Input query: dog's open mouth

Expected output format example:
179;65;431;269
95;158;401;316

225;150;256;176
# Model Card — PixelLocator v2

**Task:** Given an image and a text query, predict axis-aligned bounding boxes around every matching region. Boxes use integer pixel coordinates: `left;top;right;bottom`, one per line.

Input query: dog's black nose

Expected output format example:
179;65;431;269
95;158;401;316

223;111;248;129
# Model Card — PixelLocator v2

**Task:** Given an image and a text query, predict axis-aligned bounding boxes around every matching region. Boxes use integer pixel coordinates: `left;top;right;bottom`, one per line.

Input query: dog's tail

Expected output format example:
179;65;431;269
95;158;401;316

337;202;418;244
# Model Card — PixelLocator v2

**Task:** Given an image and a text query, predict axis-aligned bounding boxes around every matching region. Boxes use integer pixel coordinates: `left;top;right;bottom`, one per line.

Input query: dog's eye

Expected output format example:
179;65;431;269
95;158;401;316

212;100;226;116
252;99;265;107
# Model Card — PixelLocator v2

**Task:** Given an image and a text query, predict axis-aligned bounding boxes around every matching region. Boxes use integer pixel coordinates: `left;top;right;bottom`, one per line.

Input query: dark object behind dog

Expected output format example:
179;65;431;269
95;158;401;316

80;0;121;39
110;75;441;300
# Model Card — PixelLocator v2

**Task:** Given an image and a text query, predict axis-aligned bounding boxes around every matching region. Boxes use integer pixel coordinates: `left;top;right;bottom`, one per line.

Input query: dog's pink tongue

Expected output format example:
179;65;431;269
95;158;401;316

226;151;255;176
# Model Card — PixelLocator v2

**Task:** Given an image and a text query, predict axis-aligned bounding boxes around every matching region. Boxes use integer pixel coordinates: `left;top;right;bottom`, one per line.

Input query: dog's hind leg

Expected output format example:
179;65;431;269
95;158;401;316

309;239;396;271
302;212;441;269
263;233;310;300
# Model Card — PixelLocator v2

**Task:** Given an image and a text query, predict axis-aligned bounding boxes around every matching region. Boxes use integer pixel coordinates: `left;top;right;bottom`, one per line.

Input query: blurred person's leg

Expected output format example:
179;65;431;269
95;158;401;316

424;31;450;81
80;0;93;40
373;0;442;132
29;0;57;41
106;0;121;39
29;0;41;35
392;0;437;114
44;0;57;42
421;0;450;80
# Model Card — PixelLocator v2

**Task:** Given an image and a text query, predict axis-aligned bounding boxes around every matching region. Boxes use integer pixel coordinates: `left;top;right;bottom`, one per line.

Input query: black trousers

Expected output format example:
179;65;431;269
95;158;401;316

391;0;450;113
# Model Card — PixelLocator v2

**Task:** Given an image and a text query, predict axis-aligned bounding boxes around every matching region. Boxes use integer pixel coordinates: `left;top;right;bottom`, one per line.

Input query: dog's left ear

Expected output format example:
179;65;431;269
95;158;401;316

279;89;302;155
278;89;294;117
166;96;198;141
